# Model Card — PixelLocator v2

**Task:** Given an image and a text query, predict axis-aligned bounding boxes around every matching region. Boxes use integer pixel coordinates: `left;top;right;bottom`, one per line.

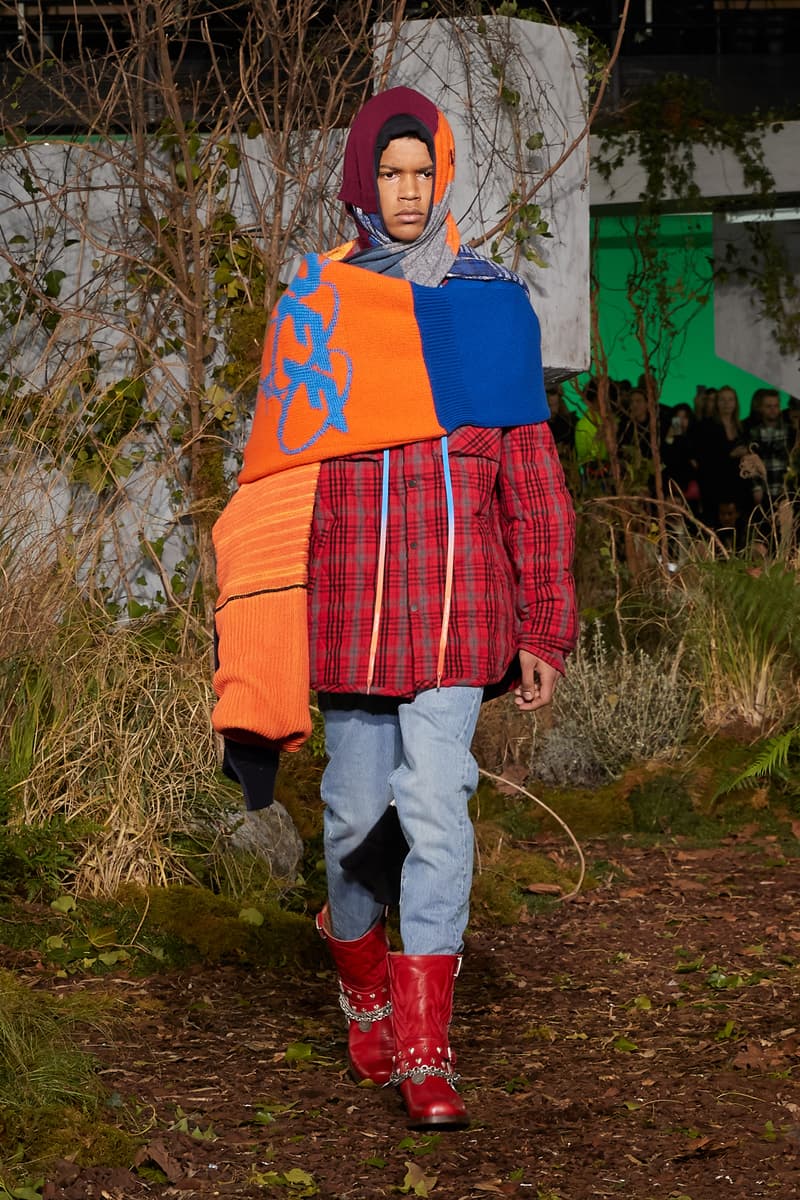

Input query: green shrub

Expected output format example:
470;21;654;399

535;621;697;784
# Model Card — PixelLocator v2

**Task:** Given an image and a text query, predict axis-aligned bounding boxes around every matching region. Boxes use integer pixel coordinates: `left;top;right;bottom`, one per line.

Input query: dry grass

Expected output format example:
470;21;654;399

0;496;220;900
0;355;224;896
677;555;800;735
11;613;218;896
472;693;539;775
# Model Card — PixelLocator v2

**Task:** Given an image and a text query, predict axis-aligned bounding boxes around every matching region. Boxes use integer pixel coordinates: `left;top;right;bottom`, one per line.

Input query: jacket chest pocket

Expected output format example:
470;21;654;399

444;427;503;519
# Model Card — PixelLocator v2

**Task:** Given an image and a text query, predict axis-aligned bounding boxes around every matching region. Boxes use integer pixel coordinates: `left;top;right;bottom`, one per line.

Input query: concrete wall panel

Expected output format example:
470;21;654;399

375;17;591;381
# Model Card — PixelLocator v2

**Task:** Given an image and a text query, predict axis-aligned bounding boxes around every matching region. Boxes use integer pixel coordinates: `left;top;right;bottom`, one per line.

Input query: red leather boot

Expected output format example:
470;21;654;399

316;905;394;1085
388;953;468;1129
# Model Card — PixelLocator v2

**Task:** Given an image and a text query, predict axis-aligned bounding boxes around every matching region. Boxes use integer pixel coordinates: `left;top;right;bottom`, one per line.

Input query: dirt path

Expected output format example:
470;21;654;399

18;838;800;1199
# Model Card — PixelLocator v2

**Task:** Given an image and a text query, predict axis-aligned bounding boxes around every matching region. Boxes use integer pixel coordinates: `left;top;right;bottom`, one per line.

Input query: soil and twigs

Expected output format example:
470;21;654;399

4;835;799;1200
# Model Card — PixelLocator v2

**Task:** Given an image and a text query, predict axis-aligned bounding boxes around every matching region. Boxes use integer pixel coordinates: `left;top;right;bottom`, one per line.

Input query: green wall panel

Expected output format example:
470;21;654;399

572;213;789;416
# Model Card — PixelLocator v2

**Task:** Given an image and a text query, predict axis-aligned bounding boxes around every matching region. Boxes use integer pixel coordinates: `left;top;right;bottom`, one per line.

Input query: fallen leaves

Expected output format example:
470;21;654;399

401;1161;438;1196
249;1167;318;1195
5;839;800;1200
672;1134;739;1161
133;1140;183;1184
733;1039;794;1070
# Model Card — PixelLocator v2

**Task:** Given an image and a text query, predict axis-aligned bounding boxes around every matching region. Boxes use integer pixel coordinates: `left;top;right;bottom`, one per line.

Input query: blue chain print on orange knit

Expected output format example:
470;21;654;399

262;256;353;455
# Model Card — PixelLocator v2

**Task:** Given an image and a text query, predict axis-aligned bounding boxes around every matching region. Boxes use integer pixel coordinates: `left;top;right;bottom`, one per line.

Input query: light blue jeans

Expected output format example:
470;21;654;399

320;686;482;955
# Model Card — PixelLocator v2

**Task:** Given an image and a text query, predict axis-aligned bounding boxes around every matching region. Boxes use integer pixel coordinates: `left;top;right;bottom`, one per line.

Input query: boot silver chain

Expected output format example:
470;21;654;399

389;1062;461;1086
338;991;392;1030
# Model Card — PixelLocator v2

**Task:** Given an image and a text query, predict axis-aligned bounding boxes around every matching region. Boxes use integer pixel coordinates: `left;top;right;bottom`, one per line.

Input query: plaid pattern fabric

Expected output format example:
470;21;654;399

308;423;577;696
750;422;791;498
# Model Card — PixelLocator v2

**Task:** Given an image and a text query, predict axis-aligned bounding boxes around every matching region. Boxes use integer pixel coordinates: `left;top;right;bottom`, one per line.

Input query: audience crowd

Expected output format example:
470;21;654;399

547;377;800;554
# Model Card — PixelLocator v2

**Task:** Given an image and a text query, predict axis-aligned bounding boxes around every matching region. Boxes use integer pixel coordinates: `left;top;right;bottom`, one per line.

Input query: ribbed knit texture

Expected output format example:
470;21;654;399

411;279;548;431
212;463;320;748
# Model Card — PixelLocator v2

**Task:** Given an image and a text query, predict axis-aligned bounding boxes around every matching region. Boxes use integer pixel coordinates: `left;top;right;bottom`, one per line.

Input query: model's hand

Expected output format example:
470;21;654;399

514;650;559;711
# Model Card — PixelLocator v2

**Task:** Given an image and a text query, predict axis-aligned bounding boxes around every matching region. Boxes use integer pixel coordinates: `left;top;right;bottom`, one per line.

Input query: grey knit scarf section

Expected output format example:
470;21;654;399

347;184;458;288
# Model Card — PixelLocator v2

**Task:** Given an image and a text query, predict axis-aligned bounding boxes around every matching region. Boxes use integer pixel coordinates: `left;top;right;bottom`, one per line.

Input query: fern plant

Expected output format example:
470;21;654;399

714;726;800;798
681;560;800;732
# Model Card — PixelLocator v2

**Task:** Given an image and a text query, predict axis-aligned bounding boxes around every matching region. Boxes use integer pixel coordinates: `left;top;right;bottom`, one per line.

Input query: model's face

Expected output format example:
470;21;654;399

376;137;434;243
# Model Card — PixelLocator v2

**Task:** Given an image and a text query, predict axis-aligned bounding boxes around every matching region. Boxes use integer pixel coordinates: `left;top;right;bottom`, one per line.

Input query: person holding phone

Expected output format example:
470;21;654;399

661;403;701;513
